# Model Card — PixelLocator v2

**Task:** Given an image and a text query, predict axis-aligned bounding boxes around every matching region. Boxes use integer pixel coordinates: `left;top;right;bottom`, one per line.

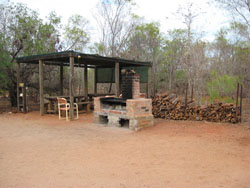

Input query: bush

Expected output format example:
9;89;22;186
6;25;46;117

206;71;240;103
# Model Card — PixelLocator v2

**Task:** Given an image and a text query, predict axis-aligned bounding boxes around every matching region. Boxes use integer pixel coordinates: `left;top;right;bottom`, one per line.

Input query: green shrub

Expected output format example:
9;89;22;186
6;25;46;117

206;71;240;103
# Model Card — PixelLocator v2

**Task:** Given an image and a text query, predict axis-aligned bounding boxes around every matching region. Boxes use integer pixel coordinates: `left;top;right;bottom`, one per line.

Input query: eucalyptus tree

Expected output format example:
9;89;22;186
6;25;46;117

209;22;250;97
206;0;250;98
63;14;90;52
170;2;209;99
126;22;164;94
92;0;137;93
93;0;136;57
214;0;250;28
0;2;61;105
163;29;187;91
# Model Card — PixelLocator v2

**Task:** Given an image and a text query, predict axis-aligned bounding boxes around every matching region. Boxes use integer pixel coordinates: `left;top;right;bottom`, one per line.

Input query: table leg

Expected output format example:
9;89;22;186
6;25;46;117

48;100;52;113
87;103;90;112
54;101;58;113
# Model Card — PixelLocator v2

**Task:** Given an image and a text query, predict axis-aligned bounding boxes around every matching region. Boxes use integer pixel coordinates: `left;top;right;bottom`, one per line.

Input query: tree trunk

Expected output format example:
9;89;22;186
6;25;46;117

9;82;17;107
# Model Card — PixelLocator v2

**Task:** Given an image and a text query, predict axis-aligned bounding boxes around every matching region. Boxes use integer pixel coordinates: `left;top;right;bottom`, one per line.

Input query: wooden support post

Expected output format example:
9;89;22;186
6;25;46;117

147;67;152;98
84;62;88;99
240;84;243;123
185;83;188;108
60;64;63;96
16;62;20;113
39;60;44;116
94;67;97;95
69;56;74;120
115;62;120;97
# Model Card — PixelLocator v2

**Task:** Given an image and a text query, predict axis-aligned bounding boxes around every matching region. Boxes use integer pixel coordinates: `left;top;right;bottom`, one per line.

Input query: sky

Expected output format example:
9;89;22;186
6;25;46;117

4;0;230;41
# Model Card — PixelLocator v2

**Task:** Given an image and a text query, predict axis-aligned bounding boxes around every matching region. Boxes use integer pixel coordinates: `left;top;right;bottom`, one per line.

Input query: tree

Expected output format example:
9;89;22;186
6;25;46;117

206;71;240;102
63;14;90;52
171;2;208;99
0;2;61;106
214;0;250;28
0;32;11;94
163;29;187;91
93;0;137;93
176;2;201;48
227;22;250;93
125;22;164;94
210;22;249;79
93;0;136;57
126;22;162;60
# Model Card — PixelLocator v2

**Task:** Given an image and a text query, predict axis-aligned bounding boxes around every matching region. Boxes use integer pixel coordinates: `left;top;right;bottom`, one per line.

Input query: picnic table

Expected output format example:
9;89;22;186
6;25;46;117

44;93;115;114
44;95;87;113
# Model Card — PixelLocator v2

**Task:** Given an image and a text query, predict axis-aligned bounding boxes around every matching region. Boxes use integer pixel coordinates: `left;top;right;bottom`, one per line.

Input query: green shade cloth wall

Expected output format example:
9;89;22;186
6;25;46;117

96;66;148;83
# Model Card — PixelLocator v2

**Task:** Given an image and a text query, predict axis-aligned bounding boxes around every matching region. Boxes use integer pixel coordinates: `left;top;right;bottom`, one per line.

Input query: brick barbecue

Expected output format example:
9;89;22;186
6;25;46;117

93;70;154;131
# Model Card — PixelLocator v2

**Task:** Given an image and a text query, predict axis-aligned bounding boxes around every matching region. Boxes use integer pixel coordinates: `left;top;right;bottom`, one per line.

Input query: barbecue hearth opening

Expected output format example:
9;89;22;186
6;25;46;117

119;119;129;128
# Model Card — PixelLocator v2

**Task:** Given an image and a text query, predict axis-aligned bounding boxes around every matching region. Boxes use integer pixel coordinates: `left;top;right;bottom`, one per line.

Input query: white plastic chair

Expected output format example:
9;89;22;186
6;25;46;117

57;97;78;121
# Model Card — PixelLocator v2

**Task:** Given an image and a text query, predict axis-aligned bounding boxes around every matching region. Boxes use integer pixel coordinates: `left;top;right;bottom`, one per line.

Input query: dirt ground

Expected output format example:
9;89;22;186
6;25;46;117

0;112;250;188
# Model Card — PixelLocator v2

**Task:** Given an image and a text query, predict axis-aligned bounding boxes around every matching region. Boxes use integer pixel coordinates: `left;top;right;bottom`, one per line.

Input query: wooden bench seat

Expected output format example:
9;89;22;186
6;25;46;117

77;101;92;105
77;101;92;112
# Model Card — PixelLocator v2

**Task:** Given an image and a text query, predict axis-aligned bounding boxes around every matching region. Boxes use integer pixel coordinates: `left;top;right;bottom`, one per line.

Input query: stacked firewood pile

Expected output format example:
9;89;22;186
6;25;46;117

152;93;240;123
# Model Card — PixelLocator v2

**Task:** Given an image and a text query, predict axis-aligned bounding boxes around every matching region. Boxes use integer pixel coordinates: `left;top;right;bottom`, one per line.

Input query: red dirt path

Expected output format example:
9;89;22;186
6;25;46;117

0;112;250;188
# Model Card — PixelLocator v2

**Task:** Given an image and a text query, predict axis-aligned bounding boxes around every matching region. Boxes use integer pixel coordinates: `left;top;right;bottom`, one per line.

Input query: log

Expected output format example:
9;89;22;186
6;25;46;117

152;93;240;123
